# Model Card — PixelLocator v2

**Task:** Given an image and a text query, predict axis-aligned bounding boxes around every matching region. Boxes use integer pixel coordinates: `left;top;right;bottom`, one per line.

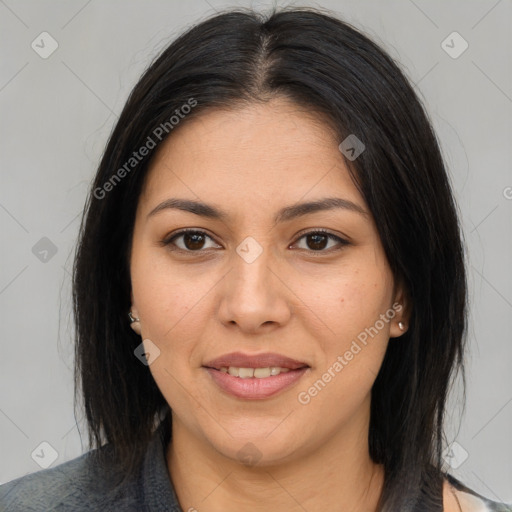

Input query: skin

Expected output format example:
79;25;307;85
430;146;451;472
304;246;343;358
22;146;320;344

129;97;456;511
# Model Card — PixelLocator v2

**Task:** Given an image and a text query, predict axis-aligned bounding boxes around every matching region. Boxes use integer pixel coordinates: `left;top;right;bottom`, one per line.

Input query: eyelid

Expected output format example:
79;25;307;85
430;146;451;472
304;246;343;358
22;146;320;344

291;228;349;252
161;228;349;253
162;228;221;250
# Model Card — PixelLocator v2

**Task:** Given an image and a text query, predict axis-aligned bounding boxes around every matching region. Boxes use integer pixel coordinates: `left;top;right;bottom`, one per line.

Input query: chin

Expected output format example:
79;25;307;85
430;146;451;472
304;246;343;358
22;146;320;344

204;428;302;467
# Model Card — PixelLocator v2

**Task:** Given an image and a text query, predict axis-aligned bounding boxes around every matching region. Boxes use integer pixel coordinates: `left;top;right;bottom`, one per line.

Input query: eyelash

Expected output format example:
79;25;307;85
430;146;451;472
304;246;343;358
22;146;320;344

161;228;349;255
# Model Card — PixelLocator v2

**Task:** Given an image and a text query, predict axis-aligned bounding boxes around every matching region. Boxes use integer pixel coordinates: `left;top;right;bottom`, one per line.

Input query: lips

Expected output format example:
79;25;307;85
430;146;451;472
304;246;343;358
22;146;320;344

202;352;311;399
203;351;310;371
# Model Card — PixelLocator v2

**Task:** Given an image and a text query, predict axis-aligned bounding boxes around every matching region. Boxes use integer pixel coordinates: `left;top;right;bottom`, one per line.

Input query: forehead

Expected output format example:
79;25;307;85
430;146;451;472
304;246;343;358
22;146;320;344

139;99;364;213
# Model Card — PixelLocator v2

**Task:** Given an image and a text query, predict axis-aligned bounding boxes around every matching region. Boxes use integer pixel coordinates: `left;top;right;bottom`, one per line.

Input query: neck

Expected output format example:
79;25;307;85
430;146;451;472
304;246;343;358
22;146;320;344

166;408;385;511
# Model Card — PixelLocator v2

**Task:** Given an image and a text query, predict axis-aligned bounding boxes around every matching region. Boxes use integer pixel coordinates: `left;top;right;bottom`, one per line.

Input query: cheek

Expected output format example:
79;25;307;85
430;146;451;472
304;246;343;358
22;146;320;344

301;262;392;334
296;274;391;417
131;244;213;335
130;258;229;408
130;253;212;412
295;262;393;388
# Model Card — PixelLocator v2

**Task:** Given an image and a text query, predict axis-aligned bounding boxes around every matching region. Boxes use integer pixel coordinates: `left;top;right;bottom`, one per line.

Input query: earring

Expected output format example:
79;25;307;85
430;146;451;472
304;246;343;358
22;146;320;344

398;321;405;331
128;311;141;335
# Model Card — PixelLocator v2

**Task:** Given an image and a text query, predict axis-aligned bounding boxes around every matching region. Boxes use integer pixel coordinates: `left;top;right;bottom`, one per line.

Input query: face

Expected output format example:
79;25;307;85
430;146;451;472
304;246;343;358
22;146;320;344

129;98;407;466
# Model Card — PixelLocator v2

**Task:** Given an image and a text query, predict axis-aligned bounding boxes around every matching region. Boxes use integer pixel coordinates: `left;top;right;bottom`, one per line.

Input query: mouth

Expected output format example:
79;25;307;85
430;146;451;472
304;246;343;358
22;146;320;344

203;351;310;372
202;352;310;399
203;365;308;378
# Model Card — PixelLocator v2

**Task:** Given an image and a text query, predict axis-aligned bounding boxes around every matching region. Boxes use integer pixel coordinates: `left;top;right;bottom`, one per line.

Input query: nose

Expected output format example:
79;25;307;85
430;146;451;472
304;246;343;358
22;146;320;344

216;239;292;334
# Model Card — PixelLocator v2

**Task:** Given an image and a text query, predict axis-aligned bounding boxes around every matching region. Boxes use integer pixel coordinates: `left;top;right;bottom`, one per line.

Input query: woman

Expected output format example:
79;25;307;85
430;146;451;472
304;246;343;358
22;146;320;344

1;6;510;512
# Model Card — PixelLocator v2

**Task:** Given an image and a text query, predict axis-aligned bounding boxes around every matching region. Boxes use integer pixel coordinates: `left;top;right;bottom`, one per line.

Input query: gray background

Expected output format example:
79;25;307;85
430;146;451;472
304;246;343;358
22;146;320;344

1;0;511;502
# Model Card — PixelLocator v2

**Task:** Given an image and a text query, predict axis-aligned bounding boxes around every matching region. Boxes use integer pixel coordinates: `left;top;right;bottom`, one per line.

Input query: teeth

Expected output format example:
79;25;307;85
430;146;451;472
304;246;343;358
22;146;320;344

254;368;271;378
221;366;291;378
239;368;254;379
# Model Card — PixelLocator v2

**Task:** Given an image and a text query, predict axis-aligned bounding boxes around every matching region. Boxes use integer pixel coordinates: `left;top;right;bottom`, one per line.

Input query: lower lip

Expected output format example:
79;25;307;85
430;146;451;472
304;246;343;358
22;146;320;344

203;367;309;399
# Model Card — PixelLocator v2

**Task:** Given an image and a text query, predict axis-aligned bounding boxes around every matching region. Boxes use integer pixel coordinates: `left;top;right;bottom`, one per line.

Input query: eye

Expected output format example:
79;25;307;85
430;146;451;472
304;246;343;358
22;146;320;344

291;229;349;253
162;229;221;252
161;228;349;254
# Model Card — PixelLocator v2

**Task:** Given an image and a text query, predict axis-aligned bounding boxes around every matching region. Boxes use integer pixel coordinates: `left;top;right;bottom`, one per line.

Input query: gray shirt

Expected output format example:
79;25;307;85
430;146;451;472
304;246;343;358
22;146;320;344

1;421;510;511
0;421;182;511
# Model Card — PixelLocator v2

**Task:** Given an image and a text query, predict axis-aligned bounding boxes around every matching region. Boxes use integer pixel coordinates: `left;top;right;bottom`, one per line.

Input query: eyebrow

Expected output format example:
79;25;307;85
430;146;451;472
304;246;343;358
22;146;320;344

147;197;369;225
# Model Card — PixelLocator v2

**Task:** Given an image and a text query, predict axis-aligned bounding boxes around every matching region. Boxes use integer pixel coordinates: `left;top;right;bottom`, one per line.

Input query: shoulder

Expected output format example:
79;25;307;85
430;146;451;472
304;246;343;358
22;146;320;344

0;447;141;512
443;475;512;512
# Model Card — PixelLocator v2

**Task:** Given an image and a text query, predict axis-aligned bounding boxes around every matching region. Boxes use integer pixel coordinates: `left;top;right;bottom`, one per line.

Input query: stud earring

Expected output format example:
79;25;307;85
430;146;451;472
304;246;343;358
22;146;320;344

128;311;141;335
398;321;405;331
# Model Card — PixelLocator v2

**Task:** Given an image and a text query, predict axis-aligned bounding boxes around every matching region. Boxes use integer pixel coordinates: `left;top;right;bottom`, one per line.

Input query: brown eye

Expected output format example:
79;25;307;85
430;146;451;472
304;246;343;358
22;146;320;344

162;229;348;254
181;232;206;250
292;230;348;252
305;233;329;250
164;230;220;252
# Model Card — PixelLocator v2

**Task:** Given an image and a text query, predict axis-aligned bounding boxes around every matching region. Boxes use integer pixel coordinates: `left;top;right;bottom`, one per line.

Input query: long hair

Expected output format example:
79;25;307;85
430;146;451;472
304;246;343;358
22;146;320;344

72;6;468;510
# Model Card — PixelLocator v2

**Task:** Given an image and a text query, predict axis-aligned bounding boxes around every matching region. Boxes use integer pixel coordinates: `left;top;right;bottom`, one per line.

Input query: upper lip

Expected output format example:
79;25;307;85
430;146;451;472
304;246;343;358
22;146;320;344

203;352;310;370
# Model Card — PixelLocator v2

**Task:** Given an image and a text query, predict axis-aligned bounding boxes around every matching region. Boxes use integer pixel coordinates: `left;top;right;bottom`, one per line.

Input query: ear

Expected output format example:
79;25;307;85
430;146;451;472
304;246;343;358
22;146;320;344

389;281;411;339
129;290;141;335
